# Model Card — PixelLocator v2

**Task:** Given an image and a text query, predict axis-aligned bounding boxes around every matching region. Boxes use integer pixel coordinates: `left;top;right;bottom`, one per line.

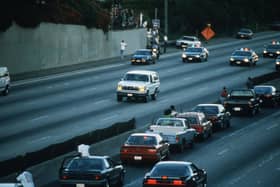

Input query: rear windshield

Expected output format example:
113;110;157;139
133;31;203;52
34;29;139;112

135;50;151;56
183;36;195;41
254;87;272;94
126;135;157;145
150;164;190;177
193;106;218;115
230;90;254;97
156;119;184;127
67;158;104;171
124;73;149;82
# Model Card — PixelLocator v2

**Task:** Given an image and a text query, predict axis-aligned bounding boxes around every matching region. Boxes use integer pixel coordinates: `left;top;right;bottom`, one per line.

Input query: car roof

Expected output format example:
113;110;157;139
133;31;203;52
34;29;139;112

177;111;205;117
136;49;151;52
130;133;161;138
126;70;158;75
156;161;192;166
197;103;222;107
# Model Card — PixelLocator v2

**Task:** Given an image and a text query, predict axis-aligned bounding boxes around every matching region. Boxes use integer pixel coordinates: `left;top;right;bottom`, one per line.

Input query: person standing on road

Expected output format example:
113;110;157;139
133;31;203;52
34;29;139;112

120;40;127;60
16;170;35;187
220;86;228;104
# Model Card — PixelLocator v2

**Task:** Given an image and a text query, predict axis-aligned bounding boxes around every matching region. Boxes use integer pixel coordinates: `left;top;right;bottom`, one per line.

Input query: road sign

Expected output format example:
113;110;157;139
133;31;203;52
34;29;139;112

201;27;215;41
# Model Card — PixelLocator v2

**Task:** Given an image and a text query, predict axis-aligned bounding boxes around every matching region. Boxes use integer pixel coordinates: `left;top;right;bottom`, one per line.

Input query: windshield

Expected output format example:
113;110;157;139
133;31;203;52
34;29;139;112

67;158;104;171
186;48;202;52
232;51;251;56
193;106;219;115
126;135;157;145
254;87;272;94
230;90;254;97
150;164;190;177
124;73;149;82
182;36;195;41
267;45;280;49
240;29;251;33
135;50;151;56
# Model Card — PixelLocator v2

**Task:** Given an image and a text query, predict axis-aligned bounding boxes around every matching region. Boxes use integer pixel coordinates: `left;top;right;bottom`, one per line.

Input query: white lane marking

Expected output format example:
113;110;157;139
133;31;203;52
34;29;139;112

63;82;69;86
28;136;51;144
158;99;168;103
94;99;109;105
102;114;119;121
266;123;278;130
218;148;229;156
183;77;193;81
31;115;49;122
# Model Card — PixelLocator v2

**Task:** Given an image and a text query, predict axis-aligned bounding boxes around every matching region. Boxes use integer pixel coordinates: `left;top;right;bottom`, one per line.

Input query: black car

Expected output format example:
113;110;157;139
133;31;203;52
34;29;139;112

192;104;231;130
181;47;209;62
263;41;280;58
276;56;280;71
59;155;125;187
224;89;261;116
236;28;253;39
229;48;259;66
143;161;207;187
254;85;280;107
131;49;156;65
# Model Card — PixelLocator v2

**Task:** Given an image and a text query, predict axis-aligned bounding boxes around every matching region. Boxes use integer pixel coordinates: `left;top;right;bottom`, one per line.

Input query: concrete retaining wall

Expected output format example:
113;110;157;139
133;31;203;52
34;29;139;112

0;23;146;75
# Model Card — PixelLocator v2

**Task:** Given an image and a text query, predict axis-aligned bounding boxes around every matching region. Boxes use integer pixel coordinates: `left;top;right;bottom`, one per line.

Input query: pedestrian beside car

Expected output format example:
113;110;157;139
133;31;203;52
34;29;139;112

120;40;127;60
170;105;177;116
16;170;35;187
220;86;228;104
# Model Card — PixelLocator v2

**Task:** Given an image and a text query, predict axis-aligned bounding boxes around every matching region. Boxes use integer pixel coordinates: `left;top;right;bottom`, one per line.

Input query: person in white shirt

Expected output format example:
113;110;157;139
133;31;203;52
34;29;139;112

16;171;35;187
120;40;127;59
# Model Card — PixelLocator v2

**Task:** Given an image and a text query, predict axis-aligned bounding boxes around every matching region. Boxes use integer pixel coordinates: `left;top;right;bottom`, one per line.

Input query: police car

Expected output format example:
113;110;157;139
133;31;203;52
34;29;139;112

229;48;259;66
275;56;280;71
263;41;280;58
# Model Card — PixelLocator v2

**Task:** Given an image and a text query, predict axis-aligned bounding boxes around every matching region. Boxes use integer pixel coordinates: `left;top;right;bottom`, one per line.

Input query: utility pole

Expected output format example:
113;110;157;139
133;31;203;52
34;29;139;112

164;0;168;35
155;8;158;19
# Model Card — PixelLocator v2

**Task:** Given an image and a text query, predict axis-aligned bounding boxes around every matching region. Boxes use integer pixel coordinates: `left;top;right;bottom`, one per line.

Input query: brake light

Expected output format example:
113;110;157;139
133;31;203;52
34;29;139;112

176;136;180;143
196;126;204;133
95;175;101;180
62;175;68;180
148;149;157;153
161;176;168;179
173;180;183;185
146;179;157;184
121;148;128;153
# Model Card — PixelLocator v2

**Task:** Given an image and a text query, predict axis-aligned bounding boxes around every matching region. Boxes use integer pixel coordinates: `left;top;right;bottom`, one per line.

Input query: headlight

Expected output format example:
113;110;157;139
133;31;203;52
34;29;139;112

142;58;146;62
244;58;249;62
276;62;280;65
195;55;200;58
263;50;267;53
230;57;234;61
117;85;122;91
182;54;187;58
276;51;280;54
138;86;146;92
152;49;157;52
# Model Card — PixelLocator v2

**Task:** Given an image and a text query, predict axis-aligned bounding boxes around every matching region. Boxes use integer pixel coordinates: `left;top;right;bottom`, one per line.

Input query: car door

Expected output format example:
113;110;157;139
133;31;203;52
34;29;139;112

105;158;120;185
190;164;205;185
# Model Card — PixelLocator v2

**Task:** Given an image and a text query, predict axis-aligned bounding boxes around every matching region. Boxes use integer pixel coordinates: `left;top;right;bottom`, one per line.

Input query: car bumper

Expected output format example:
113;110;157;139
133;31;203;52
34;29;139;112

131;59;151;64
60;179;107;186
225;105;253;114
182;56;202;62
229;60;252;66
263;52;279;58
117;91;148;98
120;153;161;163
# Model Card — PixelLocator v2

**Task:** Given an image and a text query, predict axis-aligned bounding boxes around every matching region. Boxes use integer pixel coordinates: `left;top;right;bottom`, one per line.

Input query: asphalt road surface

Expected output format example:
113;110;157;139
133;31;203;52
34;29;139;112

0;31;279;161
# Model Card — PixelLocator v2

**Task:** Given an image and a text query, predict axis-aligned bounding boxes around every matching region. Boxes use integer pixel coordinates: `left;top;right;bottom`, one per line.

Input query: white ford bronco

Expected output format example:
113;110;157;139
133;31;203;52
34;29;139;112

0;67;10;96
148;118;196;152
116;70;160;102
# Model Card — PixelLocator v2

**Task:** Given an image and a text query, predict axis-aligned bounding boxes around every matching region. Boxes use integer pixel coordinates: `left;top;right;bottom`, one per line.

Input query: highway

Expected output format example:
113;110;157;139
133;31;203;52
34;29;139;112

0;31;280;187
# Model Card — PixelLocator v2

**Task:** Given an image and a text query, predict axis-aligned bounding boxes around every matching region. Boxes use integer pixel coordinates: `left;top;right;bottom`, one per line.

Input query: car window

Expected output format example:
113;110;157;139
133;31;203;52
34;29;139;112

124;73;149;82
67;158;104;171
233;51;251;56
254;87;272;94
230;90;254;97
185;116;198;124
194;106;219;115
150;164;191;177
126;135;157;145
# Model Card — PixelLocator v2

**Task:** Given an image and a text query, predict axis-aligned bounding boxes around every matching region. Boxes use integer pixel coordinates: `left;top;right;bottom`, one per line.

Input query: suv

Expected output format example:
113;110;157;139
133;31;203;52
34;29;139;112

176;36;201;48
0;67;10;96
116;70;160;102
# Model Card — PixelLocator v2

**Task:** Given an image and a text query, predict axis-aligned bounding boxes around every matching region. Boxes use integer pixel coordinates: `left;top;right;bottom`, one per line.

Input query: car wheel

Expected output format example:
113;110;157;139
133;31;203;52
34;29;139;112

118;172;125;186
143;95;149;103
250;108;256;116
3;86;9;96
117;95;122;102
178;140;185;153
151;89;158;100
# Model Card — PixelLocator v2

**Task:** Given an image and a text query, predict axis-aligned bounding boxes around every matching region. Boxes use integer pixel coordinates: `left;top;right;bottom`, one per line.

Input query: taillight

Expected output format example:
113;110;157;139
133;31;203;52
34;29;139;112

196;126;203;133
173;179;184;185
176;136;180;143
95;175;101;180
148;149;157;153
121;147;128;153
161;176;168;180
145;179;157;184
62;175;68;180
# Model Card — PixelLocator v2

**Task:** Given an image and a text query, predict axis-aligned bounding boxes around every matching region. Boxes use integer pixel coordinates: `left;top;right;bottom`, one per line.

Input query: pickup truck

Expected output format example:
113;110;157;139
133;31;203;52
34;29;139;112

223;89;261;116
147;118;196;153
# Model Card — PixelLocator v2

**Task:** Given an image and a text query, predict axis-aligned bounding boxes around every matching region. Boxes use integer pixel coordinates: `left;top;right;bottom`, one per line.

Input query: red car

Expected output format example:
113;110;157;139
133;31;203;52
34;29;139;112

120;133;170;164
176;112;213;140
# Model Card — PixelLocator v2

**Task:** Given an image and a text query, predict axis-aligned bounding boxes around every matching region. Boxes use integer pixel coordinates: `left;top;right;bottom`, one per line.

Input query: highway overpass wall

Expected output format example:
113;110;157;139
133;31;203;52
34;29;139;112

0;23;146;75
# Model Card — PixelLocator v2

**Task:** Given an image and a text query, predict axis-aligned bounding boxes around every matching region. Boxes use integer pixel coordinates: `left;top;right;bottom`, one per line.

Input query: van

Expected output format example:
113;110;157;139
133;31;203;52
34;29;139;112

0;67;10;96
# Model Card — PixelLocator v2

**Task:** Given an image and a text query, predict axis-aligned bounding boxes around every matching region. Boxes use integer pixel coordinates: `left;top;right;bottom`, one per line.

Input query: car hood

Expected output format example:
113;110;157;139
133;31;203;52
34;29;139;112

183;51;202;56
118;80;149;87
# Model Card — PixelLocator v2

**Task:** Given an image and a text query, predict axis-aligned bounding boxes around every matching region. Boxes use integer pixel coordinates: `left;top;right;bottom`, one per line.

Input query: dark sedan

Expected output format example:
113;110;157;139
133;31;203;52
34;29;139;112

229;48;258;66
120;133;170;164
59;155;125;187
263;42;280;58
131;49;156;65
181;47;209;62
236;28;253;39
254;85;280;107
192;104;231;130
143;161;207;187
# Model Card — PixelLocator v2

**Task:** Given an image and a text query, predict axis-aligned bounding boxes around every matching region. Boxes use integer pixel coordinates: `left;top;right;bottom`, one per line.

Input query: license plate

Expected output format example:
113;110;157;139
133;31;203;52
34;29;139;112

240;35;244;37
76;184;85;187
136;60;141;62
188;57;193;60
134;156;142;160
269;54;273;56
127;93;133;97
233;107;241;111
236;61;241;64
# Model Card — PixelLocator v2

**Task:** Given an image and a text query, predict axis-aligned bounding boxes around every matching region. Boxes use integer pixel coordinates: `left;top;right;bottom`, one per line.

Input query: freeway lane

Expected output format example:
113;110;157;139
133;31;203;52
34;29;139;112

0;31;280;161
122;109;280;187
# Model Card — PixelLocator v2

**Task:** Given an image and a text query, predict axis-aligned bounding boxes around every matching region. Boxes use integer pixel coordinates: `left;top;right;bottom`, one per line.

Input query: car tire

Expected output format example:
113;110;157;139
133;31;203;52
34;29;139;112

118;172;125;186
151;89;158;100
2;86;9;96
250;108;256;116
117;95;122;102
143;95;149;103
